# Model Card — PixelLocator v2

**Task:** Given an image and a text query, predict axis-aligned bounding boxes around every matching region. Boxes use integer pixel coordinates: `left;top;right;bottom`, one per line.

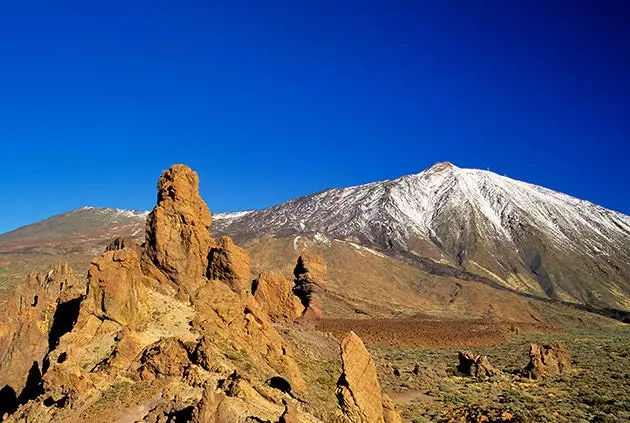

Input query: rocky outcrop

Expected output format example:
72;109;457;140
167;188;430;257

192;279;306;391
207;236;251;295
87;248;148;326
0;264;84;417
457;351;501;379
382;395;401;423
190;385;238;423
252;270;303;322
523;343;571;379
142;164;214;289
336;331;400;423
105;236;135;252
0;165;314;423
278;399;298;423
293;252;327;321
137;337;191;381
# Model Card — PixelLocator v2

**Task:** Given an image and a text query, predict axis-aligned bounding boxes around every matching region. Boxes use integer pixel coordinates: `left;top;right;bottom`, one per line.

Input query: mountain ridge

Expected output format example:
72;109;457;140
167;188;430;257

2;163;629;312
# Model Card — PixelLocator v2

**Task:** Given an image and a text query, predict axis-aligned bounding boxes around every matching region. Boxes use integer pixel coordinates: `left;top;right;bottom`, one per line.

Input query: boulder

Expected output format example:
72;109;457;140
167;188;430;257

523;343;571;379
87;248;147;326
207;236;251;295
105;236;136;252
382;395;401;423
457;351;500;379
252;270;302;322
137;337;191;381
142;164;214;289
293;252;327;321
336;331;400;423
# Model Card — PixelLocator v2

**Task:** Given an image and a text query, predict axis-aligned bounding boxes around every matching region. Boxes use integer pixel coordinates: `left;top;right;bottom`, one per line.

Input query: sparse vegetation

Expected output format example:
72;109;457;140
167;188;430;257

372;326;630;422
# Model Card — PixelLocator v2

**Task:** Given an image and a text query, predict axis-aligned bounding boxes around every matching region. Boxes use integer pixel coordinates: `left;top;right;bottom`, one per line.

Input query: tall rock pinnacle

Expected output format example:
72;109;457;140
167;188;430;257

141;164;214;289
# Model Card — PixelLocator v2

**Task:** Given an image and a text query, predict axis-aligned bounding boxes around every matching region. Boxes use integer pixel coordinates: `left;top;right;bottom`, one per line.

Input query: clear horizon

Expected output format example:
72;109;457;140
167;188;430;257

2;1;629;234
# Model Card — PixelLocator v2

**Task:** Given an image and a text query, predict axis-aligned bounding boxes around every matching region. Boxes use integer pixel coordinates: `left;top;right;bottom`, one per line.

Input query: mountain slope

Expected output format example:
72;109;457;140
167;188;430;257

0;207;147;298
214;162;630;311
0;206;147;252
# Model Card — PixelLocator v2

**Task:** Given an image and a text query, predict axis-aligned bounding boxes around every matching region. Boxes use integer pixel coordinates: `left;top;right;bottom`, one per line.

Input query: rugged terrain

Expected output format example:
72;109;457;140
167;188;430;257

214;162;630;312
0;163;628;422
0;208;146;301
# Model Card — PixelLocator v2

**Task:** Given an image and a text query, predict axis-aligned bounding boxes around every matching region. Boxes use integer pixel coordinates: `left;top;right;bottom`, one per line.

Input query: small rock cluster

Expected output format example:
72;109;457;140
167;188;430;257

457;351;501;379
522;343;571;379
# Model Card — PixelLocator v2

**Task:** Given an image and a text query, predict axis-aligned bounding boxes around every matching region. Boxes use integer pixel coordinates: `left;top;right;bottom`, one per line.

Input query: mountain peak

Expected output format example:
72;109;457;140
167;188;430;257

426;161;458;172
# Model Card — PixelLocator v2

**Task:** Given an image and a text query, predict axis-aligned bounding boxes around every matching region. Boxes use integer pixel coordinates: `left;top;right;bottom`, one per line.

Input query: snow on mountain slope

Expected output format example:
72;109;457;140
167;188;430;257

214;162;630;310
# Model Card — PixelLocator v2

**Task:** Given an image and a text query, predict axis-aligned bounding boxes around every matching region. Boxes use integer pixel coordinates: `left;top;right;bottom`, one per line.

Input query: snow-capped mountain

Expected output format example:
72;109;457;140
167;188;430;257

214;162;630;311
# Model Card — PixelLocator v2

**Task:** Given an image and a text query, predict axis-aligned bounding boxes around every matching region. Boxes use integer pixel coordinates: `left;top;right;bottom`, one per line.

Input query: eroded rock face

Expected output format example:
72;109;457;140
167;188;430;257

336;331;400;423
142;164;214;289
278;399;298;423
88;248;147;326
192;279;305;391
293;252;327;321
137;337;191;381
0;264;84;416
523;343;571;379
105;236;136;252
382;395;401;423
191;385;238;423
252;270;303;323
0;164;313;423
207;236;251;295
457;351;501;379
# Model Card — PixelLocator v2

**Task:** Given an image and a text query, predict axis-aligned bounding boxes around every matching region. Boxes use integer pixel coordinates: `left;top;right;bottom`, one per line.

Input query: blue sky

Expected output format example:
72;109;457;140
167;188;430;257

1;0;629;233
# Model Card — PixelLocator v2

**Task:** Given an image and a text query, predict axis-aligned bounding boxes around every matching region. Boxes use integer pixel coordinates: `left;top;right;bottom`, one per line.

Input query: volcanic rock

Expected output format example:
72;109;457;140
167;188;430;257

252;270;303;322
87;247;147;326
293;252;327;321
191;385;238;423
137;337;191;381
0;164;313;422
457;351;501;379
207;236;251;295
142;164;214;289
523;343;571;379
192;279;306;391
278;399;298;423
382;395;401;423
336;331;400;423
105;236;135;252
0;263;83;415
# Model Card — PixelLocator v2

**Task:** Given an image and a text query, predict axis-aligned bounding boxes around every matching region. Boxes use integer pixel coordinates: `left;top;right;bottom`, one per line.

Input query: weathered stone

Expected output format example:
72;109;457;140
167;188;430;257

382;395;401;423
137;337;191;381
457;351;500;379
191;385;239;423
142;164;214;289
278;399;298;423
523;343;571;379
337;331;389;423
105;236;135;252
0;263;83;411
88;248;147;326
207;236;251;295
293;252;327;321
252;270;302;322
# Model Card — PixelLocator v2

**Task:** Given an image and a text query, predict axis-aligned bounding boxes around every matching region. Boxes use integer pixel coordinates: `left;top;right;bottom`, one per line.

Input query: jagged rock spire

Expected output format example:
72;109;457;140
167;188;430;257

141;164;214;288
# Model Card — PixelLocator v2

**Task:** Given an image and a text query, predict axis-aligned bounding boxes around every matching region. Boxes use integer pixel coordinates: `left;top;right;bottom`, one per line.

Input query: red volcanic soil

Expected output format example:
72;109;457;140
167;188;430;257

317;316;555;348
